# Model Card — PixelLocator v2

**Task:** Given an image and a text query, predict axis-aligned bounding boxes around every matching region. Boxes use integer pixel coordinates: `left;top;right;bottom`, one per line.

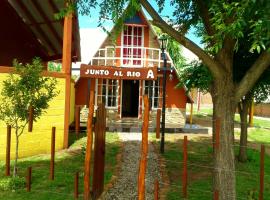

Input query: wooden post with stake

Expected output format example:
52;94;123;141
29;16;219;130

92;103;106;199
138;95;149;200
182;136;188;198
26;166;32;192
259;145;265;200
84;88;95;200
74;172;79;199
6;125;11;176
154;179;159;200
214;190;219;200
50;127;56;180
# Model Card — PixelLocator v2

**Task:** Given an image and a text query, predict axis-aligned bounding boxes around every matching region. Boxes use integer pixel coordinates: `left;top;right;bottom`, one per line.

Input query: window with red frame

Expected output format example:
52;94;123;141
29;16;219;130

122;26;143;66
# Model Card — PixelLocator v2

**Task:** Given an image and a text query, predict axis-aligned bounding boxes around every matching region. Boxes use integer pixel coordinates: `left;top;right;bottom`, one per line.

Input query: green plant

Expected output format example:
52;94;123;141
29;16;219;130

0;177;25;191
0;58;58;177
47;62;62;72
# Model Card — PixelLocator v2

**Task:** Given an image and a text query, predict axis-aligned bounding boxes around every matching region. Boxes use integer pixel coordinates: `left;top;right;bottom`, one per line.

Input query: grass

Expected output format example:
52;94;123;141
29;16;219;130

151;134;270;200
193;106;270;129
235;128;270;145
0;132;121;200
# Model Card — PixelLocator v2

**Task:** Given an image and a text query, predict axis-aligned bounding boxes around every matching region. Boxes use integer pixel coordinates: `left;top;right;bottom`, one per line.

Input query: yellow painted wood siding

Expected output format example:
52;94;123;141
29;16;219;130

70;81;75;124
0;74;67;160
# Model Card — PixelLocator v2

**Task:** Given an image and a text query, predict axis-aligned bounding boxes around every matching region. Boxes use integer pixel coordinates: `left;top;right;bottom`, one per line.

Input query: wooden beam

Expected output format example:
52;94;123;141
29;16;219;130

62;13;73;148
30;0;63;47
84;89;95;200
16;1;59;54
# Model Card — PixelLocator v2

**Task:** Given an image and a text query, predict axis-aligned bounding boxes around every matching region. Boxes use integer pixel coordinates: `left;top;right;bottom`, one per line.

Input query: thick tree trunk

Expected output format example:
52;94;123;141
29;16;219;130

212;78;236;200
238;95;252;162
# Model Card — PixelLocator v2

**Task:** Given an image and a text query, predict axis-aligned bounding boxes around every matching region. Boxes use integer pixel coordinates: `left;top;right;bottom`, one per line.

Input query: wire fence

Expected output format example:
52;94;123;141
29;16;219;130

1;112;270;200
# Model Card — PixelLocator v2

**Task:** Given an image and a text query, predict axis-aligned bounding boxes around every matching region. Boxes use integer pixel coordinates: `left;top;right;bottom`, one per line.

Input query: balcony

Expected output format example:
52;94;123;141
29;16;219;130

90;46;172;68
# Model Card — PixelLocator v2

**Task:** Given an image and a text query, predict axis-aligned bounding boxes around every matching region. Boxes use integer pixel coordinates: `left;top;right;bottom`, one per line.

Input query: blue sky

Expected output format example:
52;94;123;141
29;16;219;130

78;2;201;46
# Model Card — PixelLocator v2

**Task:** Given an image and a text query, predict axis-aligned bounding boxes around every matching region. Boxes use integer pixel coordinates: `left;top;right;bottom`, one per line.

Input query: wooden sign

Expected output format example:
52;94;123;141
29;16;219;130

80;64;157;80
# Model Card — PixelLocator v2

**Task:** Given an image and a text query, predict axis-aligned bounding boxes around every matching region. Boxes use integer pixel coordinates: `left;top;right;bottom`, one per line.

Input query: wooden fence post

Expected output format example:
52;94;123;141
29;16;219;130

182;136;188;198
154;179;159;200
156;109;161;139
74;172;79;199
75;106;81;137
26;166;32;192
214;190;219;200
138;95;149;200
28;106;34;132
84;89;95;200
259;145;265;200
92;103;106;199
6;125;11;176
50;127;56;180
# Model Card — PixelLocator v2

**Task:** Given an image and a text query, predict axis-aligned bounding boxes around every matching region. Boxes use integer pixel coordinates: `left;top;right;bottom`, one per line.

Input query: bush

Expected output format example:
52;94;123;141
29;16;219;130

0;177;25;191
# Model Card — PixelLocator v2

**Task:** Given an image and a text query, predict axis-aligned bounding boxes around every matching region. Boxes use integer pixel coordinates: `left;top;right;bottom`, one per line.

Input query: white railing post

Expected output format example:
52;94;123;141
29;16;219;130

105;47;107;66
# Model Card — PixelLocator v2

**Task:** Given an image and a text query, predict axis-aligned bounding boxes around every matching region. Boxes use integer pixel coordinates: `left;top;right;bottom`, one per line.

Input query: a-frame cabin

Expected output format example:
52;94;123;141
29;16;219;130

75;9;192;129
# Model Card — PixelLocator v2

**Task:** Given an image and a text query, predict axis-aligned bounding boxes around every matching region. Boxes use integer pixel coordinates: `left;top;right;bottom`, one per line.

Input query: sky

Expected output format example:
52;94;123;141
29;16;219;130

73;2;200;73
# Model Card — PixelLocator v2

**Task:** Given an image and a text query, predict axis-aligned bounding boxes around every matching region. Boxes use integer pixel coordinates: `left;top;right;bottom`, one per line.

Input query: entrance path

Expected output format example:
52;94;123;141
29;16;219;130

103;132;161;200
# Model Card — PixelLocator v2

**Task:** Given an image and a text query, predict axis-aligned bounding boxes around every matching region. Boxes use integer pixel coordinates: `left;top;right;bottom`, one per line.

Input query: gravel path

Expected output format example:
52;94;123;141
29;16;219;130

103;132;161;200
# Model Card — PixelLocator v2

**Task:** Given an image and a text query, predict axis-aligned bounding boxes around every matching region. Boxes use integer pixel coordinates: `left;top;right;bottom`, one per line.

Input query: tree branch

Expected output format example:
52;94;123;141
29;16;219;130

139;0;224;80
235;51;270;102
194;0;215;36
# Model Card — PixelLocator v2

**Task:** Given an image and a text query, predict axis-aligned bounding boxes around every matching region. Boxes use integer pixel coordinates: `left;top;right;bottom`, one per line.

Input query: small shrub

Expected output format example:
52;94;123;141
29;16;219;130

0;177;25;191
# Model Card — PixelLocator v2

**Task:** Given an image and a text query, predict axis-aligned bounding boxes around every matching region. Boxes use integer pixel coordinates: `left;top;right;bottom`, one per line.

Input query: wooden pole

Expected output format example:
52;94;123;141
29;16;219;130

154;179;159;200
182;136;188;198
26;166;32;192
138;95;149;200
92;103;106;199
74;172;79;199
84;89;95;200
28;105;34;132
189;103;193;126
259;145;265;200
50;127;56;180
214;190;219;200
62;12;73;148
75;106;81;137
6;125;11;176
156;109;161;139
249;98;254;127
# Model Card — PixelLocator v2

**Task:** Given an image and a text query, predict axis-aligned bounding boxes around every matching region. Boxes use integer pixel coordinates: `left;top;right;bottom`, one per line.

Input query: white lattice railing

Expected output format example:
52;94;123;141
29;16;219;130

90;46;172;68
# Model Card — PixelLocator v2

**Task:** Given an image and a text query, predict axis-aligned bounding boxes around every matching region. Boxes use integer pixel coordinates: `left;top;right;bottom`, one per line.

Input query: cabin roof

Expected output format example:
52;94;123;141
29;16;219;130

0;0;80;65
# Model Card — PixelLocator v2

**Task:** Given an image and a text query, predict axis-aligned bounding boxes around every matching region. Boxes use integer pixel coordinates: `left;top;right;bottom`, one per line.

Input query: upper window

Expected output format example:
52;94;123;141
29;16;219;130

96;79;118;108
144;77;162;109
122;26;144;67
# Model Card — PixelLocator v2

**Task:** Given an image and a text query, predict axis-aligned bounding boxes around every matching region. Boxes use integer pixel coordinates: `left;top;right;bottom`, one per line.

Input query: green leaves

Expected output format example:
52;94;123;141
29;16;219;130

0;58;58;128
176;61;212;93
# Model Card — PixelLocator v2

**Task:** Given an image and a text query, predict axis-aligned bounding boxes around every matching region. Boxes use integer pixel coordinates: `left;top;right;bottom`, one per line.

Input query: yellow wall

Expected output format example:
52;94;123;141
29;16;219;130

0;74;67;160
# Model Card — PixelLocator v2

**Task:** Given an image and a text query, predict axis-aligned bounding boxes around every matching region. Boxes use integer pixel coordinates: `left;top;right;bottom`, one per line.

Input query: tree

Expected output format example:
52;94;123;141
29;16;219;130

66;1;270;198
0;58;58;177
